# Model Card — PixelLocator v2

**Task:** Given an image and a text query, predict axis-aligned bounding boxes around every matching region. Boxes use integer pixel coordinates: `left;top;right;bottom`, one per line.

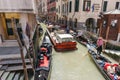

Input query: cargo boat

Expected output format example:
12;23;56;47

48;30;77;51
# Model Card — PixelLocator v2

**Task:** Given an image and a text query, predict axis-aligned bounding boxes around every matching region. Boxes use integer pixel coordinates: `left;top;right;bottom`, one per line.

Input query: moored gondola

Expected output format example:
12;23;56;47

88;44;120;80
35;32;52;80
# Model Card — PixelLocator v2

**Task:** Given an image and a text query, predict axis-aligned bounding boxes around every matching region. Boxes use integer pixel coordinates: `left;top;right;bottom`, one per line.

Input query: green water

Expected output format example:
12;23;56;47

50;42;105;80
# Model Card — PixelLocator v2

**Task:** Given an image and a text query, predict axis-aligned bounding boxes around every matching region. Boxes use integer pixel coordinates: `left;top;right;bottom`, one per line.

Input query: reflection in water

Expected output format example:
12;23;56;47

50;42;105;80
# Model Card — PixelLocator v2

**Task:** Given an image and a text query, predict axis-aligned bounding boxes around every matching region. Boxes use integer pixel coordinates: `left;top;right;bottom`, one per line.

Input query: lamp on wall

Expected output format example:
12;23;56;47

111;19;118;27
103;20;106;27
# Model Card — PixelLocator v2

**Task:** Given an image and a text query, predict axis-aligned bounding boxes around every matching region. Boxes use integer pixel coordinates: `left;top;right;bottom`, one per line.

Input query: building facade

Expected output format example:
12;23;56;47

56;0;120;33
0;0;37;43
37;0;47;21
98;10;120;42
47;0;57;23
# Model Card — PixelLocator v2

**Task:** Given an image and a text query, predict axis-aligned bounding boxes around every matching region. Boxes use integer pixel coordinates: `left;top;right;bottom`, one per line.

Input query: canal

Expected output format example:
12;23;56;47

50;42;105;80
40;23;105;80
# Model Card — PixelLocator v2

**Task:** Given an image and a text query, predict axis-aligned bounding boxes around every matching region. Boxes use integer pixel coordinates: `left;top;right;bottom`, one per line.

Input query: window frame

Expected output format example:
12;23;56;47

103;1;108;12
83;0;91;11
115;2;120;10
69;1;72;12
75;0;79;12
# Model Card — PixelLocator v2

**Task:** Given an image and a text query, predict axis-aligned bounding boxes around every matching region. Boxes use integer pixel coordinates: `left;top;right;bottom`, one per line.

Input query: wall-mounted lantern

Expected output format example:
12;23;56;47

111;19;118;27
103;20;107;27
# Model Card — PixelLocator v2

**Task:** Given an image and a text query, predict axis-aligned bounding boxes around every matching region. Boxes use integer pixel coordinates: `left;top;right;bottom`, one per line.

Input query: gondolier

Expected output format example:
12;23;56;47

96;37;103;55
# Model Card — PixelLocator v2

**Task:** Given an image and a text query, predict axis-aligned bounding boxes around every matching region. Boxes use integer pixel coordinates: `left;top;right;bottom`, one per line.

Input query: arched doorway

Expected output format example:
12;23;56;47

58;18;61;24
63;16;67;26
69;18;72;29
85;18;96;33
73;18;77;31
56;15;58;23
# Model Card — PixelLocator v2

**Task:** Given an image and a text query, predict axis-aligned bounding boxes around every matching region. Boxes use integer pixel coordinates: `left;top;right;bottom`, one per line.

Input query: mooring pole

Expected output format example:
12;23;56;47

12;18;28;80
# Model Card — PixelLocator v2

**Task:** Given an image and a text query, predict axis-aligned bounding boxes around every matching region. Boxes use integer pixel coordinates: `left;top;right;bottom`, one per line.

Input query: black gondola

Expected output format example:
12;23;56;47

88;43;119;80
74;31;89;46
35;32;52;80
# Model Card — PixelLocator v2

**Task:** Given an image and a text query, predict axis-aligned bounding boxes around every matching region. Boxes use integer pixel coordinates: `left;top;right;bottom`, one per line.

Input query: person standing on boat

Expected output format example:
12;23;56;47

96;37;103;55
66;25;70;33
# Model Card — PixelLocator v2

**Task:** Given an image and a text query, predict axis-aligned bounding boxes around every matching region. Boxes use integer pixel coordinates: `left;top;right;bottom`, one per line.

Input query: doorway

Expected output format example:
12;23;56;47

86;18;96;33
5;19;19;40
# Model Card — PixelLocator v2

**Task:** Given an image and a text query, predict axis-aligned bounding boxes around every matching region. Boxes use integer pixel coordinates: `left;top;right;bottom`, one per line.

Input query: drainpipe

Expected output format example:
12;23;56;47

72;12;75;30
101;0;104;12
0;34;3;44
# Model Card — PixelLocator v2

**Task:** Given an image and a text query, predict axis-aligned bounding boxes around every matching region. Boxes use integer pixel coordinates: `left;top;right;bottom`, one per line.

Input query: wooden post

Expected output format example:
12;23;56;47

105;15;111;40
105;25;110;40
18;23;34;73
1;13;8;39
103;16;110;49
12;18;28;80
23;41;34;72
25;22;35;70
31;40;36;61
29;39;36;67
35;24;39;64
99;19;102;37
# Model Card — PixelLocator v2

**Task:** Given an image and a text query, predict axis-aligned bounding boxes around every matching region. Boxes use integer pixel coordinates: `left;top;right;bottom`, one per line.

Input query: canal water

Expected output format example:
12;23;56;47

40;23;105;80
50;42;105;80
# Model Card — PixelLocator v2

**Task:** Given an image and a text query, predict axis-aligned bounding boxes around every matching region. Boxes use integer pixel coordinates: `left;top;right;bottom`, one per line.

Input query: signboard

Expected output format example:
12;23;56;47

92;4;100;12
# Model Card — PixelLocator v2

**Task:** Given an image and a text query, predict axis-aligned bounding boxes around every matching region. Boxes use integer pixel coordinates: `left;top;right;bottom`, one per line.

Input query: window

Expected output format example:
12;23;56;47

6;19;13;35
103;1;108;12
69;1;72;12
59;6;60;13
50;7;56;12
75;0;79;12
115;2;120;9
62;4;64;13
6;19;19;36
83;0;91;11
50;0;55;3
67;2;68;14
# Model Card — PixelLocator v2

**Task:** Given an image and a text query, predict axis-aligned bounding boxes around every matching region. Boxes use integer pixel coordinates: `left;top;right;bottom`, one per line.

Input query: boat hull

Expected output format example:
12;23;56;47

47;30;77;51
55;42;77;51
88;45;113;80
35;32;52;80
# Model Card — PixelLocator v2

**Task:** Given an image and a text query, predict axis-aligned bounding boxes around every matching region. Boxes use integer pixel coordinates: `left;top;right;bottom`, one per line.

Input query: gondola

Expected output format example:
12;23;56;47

87;43;120;80
35;32;52;80
75;31;89;46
